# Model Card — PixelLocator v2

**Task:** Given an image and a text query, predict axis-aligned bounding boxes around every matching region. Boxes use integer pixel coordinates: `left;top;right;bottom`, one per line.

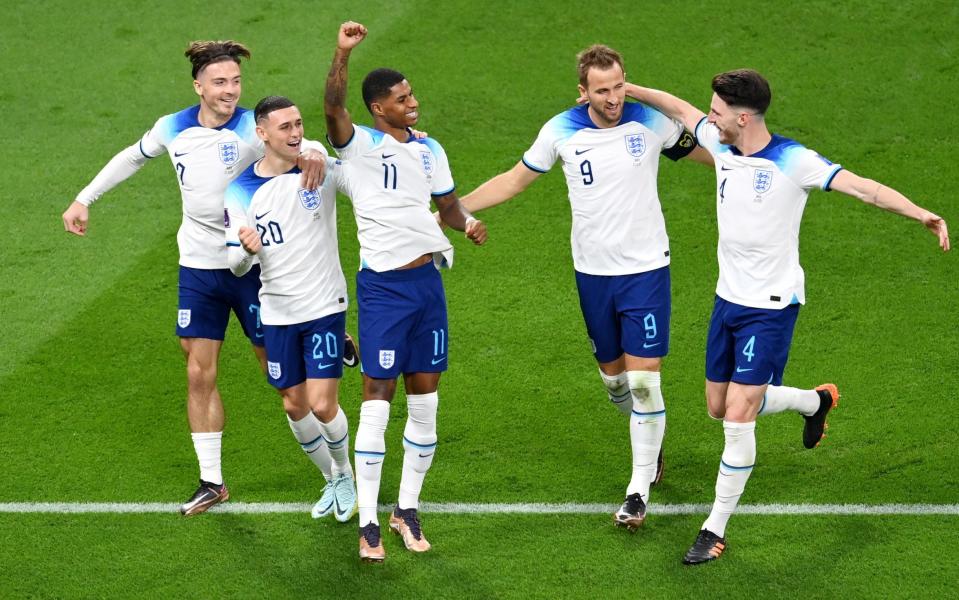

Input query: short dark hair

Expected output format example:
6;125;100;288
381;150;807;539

711;69;771;115
361;68;406;113
254;95;295;124
185;40;251;79
577;44;625;87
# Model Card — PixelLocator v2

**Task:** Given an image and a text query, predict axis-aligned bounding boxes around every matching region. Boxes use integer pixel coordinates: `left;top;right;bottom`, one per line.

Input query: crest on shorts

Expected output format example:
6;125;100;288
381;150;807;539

299;188;321;211
268;361;282;380
379;350;395;369
625;133;646;158
177;309;191;328
753;169;773;193
420;151;434;175
218;141;239;166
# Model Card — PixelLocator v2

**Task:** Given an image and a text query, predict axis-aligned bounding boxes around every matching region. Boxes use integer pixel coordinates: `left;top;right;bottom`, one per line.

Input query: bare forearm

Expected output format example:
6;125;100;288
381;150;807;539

625;83;704;132
461;165;535;213
325;48;350;111
436;195;473;231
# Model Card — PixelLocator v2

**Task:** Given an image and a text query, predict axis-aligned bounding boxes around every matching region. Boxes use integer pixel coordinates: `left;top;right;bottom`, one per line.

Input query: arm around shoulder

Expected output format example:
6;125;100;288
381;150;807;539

624;83;705;133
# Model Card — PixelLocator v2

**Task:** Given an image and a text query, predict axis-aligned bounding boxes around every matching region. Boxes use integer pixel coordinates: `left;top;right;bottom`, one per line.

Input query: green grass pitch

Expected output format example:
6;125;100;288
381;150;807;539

1;1;957;597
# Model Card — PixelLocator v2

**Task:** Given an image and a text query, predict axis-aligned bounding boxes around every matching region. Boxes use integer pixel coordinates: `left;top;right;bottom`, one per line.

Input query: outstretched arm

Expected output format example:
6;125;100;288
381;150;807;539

434;192;487;245
62;142;153;235
624;83;706;133
325;21;367;148
460;161;541;213
829;169;949;251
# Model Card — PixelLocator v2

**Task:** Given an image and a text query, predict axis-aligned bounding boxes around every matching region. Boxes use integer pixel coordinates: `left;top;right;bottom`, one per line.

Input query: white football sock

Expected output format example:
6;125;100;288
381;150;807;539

702;420;756;538
191;432;223;485
398;392;439;510
355;400;390;526
625;371;666;502
599;369;632;417
759;386;819;417
287;412;333;482
318;406;352;478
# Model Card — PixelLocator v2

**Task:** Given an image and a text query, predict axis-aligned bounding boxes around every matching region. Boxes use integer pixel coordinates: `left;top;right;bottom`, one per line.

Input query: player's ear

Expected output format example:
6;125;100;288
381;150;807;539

255;124;268;142
193;79;203;97
577;83;587;99
369;101;384;118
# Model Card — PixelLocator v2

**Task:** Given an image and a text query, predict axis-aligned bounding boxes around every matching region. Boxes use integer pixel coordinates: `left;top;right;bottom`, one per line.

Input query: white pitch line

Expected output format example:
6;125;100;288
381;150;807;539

0;502;957;515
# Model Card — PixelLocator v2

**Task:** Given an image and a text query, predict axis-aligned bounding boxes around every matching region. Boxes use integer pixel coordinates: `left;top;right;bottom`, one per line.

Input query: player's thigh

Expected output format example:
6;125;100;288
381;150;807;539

356;269;420;379
299;312;347;381
705;296;736;384
405;271;449;376
263;322;307;390
618;266;671;359
226;265;266;348
177;266;231;342
729;303;800;387
574;270;622;364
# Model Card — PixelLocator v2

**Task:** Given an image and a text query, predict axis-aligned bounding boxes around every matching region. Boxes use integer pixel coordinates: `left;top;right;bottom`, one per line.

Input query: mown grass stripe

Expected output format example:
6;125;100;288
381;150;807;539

1;502;957;515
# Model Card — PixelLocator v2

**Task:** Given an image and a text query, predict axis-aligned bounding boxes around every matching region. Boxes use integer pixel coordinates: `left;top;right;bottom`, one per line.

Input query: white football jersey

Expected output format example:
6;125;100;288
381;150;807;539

695;118;843;309
140;105;263;269
523;103;684;276
330;125;454;272
224;160;347;326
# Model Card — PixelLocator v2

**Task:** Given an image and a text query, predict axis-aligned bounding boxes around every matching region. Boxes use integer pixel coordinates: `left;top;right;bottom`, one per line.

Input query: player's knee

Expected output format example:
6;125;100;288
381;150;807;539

707;406;726;420
405;392;438;442
627;370;664;413
311;398;338;423
281;395;309;421
185;359;216;390
364;377;396;401
599;370;628;395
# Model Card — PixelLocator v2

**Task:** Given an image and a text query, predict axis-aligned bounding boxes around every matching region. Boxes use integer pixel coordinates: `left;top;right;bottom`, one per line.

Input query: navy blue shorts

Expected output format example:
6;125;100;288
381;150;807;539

575;266;671;363
176;265;264;346
262;311;346;389
357;262;448;379
705;296;799;386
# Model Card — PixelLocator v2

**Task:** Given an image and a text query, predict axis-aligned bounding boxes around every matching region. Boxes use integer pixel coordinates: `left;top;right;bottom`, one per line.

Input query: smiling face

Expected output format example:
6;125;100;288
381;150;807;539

578;63;626;128
371;79;419;128
708;93;755;146
256;105;303;162
193;59;242;124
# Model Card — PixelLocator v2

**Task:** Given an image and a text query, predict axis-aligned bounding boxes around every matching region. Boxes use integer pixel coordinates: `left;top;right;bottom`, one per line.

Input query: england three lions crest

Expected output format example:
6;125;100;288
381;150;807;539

625;133;646;158
299;188;321;211
218;141;239;166
753;169;773;193
420;151;434;175
379;350;395;369
268;361;282;380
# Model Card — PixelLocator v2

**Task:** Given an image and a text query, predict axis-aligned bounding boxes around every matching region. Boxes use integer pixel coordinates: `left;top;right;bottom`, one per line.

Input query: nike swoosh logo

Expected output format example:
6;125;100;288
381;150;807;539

317;362;335;369
574;148;593;155
173;151;191;157
418;452;434;458
254;211;271;220
342;356;358;367
365;460;383;466
735;367;753;373
720;166;733;171
642;342;661;349
431;357;447;365
381;153;396;159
